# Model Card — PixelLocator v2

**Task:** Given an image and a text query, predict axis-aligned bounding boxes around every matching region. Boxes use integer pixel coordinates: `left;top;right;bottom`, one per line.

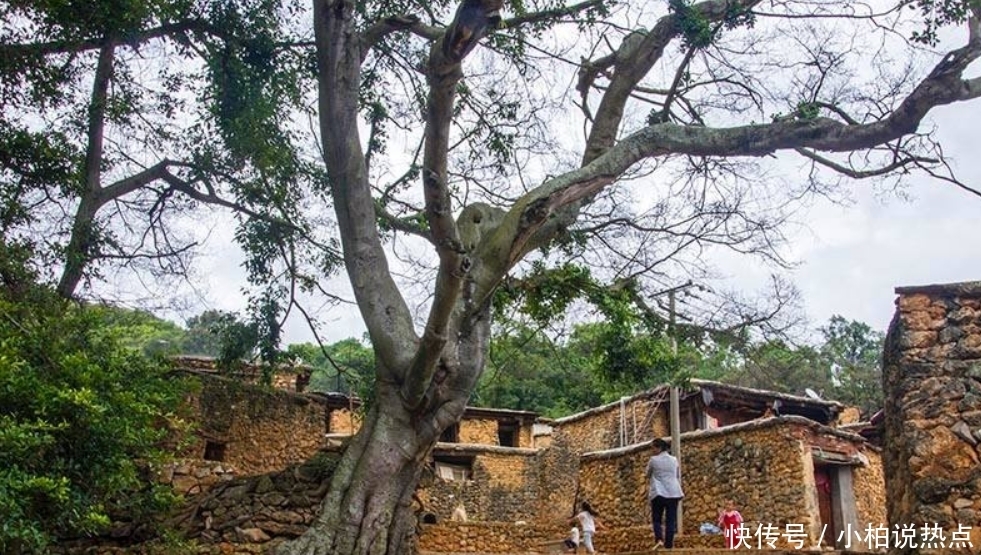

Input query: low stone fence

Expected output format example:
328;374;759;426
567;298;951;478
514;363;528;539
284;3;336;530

416;521;731;553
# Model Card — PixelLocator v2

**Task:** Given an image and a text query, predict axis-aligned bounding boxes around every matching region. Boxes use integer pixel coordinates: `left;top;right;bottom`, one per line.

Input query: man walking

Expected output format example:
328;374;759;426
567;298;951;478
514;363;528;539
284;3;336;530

646;438;684;549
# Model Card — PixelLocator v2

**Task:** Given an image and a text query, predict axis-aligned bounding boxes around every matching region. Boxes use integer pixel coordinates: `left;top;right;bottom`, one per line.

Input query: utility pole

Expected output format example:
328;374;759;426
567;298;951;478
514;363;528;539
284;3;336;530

668;289;683;535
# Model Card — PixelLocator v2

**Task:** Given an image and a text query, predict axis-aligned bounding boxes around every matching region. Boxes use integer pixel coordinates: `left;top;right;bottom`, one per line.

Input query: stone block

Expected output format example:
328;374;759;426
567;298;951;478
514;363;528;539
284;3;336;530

955;334;981;358
234;527;270;543
898;294;933;311
904;310;947;331
902;331;938;350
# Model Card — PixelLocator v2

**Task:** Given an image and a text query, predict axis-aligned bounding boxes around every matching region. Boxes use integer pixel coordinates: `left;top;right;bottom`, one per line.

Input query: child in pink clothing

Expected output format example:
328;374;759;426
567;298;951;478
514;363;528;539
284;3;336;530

717;499;744;549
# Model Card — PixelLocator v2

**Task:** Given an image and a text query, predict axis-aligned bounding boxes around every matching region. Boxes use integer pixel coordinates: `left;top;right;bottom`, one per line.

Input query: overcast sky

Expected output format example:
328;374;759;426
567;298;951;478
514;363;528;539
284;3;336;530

181;22;981;348
783;103;980;335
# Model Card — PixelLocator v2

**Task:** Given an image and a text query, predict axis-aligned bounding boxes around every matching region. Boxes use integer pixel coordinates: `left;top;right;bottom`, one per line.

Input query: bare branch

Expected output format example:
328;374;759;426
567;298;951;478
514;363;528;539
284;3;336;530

794;147;938;179
473;34;981;307
504;0;605;28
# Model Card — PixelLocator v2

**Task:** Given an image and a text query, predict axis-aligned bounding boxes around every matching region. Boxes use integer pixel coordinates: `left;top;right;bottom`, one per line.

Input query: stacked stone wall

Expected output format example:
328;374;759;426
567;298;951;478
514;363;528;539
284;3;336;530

853;449;888;534
574;418;879;551
884;283;981;554
417;522;567;553
421;450;541;522
53;453;339;555
519;424;534;448
159;459;237;496
536;434;582;520
181;375;327;476
459;418;499;445
327;407;360;435
553;395;669;454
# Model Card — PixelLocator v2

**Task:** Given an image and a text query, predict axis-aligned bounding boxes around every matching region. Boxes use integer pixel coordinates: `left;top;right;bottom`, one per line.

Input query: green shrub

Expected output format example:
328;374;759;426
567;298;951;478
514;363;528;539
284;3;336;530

0;287;188;553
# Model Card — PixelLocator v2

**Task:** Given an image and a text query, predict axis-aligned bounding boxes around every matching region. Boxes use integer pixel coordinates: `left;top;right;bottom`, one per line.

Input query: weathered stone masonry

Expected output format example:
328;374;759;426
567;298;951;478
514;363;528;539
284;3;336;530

883;282;981;554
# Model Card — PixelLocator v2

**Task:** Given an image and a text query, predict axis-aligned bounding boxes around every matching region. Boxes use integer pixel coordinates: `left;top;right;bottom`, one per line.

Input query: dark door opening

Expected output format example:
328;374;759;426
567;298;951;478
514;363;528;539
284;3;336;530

814;464;834;546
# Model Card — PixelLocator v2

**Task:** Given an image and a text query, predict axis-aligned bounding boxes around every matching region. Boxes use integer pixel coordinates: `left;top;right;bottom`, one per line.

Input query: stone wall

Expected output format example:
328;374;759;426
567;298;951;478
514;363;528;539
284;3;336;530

182;459;332;551
52;453;340;555
552;392;670;454
883;282;981;554
421;448;541;523
459;418;499;445
328;408;534;448
853;449;888;538
535;433;582;520
574;417;881;552
159;459;238;497
327;406;360;435
180;374;327;476
417;522;567;553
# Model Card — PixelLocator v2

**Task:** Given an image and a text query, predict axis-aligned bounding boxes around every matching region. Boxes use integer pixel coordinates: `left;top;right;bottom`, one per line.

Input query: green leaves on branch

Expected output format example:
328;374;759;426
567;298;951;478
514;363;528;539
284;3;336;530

668;0;755;50
0;286;188;553
908;0;978;46
494;262;681;388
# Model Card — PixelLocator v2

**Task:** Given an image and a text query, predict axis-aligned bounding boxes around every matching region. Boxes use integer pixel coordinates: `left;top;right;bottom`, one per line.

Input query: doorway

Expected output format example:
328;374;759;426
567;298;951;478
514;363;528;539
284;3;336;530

814;464;834;547
813;459;859;549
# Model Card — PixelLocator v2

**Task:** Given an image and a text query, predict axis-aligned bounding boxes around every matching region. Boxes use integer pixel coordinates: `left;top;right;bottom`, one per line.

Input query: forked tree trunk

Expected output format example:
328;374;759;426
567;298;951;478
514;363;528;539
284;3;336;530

276;312;490;555
275;393;429;555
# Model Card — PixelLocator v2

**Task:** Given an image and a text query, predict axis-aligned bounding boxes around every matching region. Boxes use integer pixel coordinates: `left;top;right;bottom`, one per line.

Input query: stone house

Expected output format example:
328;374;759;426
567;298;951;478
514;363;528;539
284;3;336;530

420;381;883;552
548;382;881;551
163;358;884;553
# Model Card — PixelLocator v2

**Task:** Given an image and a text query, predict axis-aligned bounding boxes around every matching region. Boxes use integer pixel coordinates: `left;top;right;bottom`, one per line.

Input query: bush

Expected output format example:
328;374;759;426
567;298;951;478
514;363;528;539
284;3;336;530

0;287;188;554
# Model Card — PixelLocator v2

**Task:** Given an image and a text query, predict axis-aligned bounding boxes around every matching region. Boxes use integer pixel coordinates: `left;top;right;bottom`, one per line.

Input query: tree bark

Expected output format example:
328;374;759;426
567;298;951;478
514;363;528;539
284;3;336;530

57;39;114;298
278;1;981;554
276;306;491;555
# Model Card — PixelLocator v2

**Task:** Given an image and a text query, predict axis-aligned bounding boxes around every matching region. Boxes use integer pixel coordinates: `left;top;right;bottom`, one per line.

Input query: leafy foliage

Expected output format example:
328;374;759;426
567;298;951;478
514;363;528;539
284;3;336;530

668;0;755;50
87;305;188;357
475;315;884;418
287;338;376;403
909;0;978;45
475;324;606;417
820;316;884;417
495;263;685;386
725;339;833;395
0;286;188;553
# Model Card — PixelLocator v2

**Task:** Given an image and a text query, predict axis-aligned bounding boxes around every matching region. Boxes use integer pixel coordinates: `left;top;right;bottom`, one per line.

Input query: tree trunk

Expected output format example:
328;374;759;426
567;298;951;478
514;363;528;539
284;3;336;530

275;394;425;555
276;309;491;555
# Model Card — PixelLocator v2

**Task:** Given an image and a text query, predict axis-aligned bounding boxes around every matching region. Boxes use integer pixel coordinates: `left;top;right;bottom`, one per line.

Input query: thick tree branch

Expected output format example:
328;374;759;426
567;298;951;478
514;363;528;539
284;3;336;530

400;21;474;412
314;0;416;373
473;36;981;306
0;20;215;59
57;40;115;298
361;15;441;59
583;0;763;165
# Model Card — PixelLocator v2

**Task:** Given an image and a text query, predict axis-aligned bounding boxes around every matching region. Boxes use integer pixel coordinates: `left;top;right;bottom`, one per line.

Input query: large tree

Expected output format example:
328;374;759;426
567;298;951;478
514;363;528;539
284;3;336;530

281;0;981;553
821;315;885;417
0;0;335;331
5;0;981;553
